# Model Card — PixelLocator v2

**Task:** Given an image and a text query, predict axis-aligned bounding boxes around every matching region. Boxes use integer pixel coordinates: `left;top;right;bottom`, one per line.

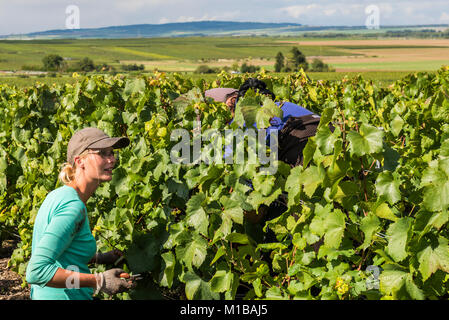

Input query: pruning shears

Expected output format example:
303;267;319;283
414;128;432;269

119;272;144;282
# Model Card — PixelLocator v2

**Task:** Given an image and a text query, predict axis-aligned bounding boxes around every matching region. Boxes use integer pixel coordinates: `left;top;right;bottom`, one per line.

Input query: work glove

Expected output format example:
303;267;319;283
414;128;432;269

93;249;124;265
94;268;133;295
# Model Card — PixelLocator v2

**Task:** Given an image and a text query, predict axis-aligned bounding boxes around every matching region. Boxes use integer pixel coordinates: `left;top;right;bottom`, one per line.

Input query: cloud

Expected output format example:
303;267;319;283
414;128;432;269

277;1;449;26
324;8;337;17
175;15;211;23
158;17;170;24
114;0;186;12
114;0;148;12
440;12;449;23
278;4;319;19
378;3;394;17
159;11;240;24
278;3;365;25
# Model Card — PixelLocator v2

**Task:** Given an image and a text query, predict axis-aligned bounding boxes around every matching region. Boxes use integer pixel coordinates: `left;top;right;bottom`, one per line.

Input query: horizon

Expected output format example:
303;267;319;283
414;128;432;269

2;20;448;38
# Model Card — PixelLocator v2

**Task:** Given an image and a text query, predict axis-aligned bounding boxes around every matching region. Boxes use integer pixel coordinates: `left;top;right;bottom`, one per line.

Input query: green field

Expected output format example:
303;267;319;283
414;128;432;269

0;37;349;71
0;36;448;87
329;60;449;71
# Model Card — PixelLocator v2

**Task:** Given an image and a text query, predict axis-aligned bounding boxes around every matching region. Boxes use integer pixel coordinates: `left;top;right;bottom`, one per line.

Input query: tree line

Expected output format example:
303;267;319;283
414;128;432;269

274;47;334;72
37;54;144;73
36;48;334;75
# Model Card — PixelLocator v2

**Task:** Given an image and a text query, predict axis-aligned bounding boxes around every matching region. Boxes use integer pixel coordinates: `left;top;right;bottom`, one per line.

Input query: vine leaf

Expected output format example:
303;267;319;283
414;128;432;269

323;209;346;249
186;193;209;236
122;78;146;101
379;270;424;300
420;158;449;212
220;195;244;225
347;124;384;156
390;115;404;137
417;236;449;281
386;217;412;263
300;164;325;198
376;171;401;205
210;270;233;293
183;271;220;300
359;214;380;250
159;251;176;288
379;270;407;298
175;234;208;271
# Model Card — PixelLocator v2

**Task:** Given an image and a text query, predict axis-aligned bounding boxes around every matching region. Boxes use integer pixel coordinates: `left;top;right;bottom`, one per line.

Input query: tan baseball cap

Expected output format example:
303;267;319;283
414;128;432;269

67;127;130;165
205;88;238;102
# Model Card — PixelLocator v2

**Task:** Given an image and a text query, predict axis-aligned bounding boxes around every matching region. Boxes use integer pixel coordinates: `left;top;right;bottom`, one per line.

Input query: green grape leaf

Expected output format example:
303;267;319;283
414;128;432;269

376;171;401;205
300;164;325;198
220;195;244;225
226;233;252;245
122;78;146;101
255;97;283;129
315;125;340;155
159;251;176;288
302;136;317;169
405;275;425;300
386;217;412;262
176;234;208;271
183;271;220;300
379;270;407;297
252;172;276;197
185;193;209;236
379;270;424;300
390;115;404;137
323;209;346;249
233;94;259;128
347;124;384;156
285;166;303;208
420;158;449;212
210;270;233;293
417;236;449;281
359;214;380;249
210;246;227;266
374;202;399;222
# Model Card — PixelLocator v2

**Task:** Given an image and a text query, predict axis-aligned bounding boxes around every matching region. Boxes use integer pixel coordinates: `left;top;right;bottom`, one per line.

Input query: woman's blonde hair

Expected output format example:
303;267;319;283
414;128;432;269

58;150;90;184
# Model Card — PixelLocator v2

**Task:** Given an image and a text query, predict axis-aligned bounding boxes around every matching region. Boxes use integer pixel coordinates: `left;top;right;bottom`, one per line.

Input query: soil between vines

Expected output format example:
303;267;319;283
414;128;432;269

0;240;30;300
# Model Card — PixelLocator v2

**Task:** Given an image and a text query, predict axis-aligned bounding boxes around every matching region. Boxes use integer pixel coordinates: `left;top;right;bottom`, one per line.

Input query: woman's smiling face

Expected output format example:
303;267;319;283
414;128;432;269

83;147;117;182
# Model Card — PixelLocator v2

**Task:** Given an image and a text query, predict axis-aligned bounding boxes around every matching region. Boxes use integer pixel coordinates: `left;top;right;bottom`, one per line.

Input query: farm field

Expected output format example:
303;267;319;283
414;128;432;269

0;37;351;71
0;36;448;89
0;37;448;76
99;38;449;73
295;39;449;72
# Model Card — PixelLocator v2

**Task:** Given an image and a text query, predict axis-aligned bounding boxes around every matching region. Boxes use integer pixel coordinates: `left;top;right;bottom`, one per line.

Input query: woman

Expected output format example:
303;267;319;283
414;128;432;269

26;127;133;300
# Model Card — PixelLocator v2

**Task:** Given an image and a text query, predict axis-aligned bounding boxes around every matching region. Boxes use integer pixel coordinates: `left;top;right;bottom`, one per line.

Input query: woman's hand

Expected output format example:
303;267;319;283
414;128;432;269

94;268;134;295
92;249;124;265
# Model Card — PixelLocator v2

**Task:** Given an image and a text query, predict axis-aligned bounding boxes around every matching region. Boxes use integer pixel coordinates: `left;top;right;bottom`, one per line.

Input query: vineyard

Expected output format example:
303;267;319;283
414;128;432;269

1;66;449;300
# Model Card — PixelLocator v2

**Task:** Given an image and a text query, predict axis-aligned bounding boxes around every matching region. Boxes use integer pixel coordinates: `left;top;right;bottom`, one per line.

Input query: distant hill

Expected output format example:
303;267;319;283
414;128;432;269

1;21;447;40
1;21;306;39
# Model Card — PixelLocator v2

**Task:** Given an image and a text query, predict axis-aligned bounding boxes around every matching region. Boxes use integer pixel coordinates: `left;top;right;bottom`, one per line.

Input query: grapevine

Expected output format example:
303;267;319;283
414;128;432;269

1;67;449;300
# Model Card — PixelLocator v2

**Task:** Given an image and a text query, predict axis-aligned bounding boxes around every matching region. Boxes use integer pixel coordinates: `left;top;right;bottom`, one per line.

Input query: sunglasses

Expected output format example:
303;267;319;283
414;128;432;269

87;149;118;159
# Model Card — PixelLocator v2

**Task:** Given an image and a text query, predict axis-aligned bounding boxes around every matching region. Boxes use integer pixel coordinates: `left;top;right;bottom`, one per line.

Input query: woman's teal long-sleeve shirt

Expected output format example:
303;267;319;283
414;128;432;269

26;185;97;300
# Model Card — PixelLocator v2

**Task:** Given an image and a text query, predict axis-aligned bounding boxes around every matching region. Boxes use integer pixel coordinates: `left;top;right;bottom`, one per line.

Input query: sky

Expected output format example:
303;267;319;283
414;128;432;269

0;0;448;35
